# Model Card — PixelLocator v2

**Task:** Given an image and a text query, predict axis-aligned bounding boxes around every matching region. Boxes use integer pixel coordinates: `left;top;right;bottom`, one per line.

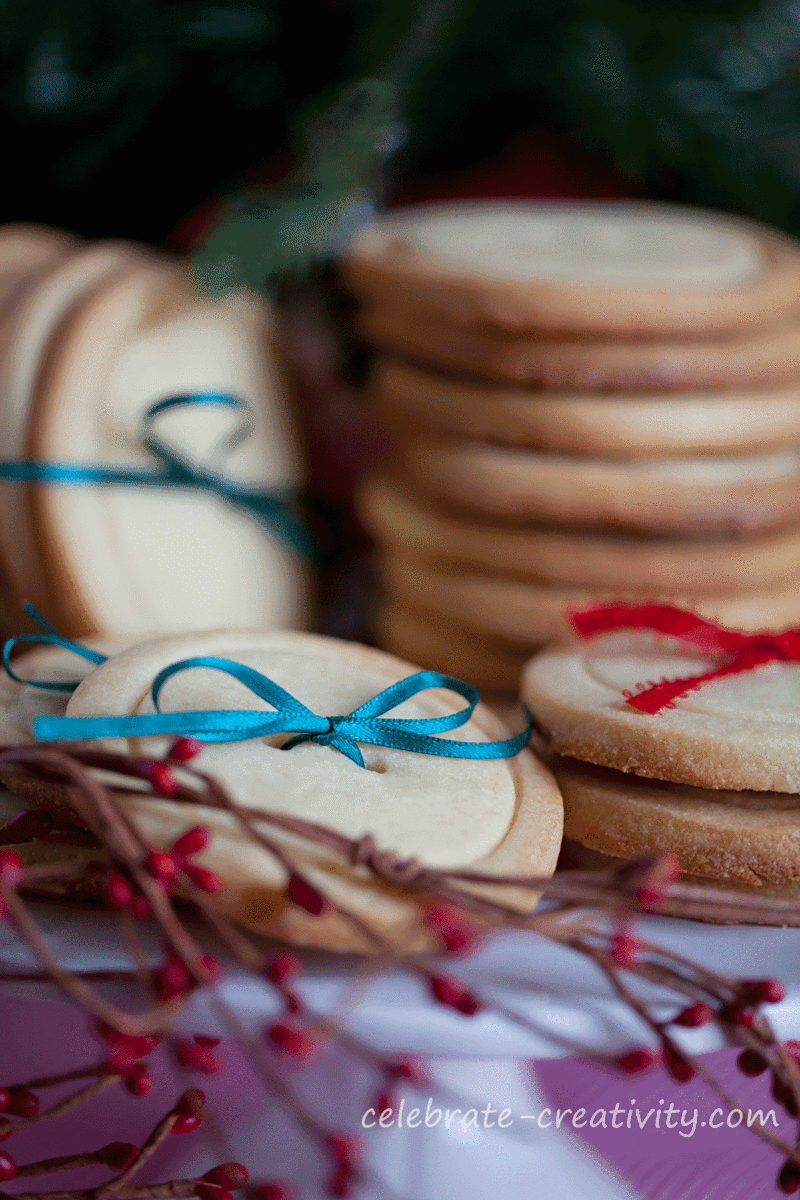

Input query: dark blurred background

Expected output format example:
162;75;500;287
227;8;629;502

4;0;800;249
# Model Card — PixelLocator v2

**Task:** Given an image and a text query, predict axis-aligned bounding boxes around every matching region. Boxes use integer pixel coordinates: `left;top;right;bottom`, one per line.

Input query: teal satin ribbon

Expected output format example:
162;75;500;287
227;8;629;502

0;392;319;561
32;657;532;767
2;603;108;692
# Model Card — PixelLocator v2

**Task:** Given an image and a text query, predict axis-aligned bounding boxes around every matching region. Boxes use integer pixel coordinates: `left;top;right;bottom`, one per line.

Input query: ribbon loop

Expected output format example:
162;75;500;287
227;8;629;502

2;602;108;692
570;602;800;715
32;658;532;766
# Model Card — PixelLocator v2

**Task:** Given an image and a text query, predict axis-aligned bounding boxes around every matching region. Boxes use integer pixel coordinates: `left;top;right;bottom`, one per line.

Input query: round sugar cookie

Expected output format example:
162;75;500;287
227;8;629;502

342;201;800;337
0;224;78;312
396;440;800;535
522;631;800;792
0;243;159;617
359;300;800;391
371;358;800;458
374;601;530;694
555;758;800;907
27;263;310;638
358;474;800;595
379;553;800;647
59;629;562;951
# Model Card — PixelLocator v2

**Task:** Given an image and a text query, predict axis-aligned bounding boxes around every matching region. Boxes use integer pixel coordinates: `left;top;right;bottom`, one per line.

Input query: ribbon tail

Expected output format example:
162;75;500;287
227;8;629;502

625;647;780;714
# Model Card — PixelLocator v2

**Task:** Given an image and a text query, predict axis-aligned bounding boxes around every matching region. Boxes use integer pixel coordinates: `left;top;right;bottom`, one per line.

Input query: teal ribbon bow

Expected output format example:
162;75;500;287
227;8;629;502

32;656;532;767
0;392;319;561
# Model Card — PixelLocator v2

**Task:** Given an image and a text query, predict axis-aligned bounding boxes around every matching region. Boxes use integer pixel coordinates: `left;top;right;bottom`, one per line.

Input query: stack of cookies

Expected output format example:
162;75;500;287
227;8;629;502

0;223;309;640
342;201;800;692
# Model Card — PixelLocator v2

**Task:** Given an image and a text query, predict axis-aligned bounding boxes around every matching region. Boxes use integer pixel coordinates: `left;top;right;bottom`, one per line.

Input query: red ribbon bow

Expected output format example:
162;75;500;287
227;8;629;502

569;602;800;715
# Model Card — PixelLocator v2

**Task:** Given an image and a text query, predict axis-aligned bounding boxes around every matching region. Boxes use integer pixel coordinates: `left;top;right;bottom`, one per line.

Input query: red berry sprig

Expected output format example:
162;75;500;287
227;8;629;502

423;904;481;955
428;973;482;1016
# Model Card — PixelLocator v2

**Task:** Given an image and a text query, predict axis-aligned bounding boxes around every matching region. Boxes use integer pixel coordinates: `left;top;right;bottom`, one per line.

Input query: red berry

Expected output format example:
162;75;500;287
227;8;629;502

95;1020;125;1044
130;1034;160;1056
0;1152;16;1182
136;759;178;797
202;1163;249;1188
154;958;192;1000
124;1065;153;1096
175;1087;206;1115
5;1088;38;1118
722;1004;755;1028
194;1034;221;1047
428;974;481;1015
0;850;23;887
779;1161;800;1194
617;1048;659;1074
127;894;151;920
786;1040;800;1065
374;1090;392;1115
171;1114;202;1135
390;1058;421;1080
251;1186;295;1200
674;1002;712;1028
328;1163;354;1198
610;930;640;968
167;737;204;763
737;1049;768;1077
266;1021;321;1064
172;826;210;858
104;1044;142;1073
173;1041;219;1074
95;1142;139;1172
201;954;222;982
664;1047;696;1083
264;951;301;986
423;904;479;954
742;977;787;1005
0;810;53;843
104;872;133;911
286;873;325;916
197;1188;234;1200
183;864;222;894
145;850;177;887
0;1090;8;1114
328;1135;361;1165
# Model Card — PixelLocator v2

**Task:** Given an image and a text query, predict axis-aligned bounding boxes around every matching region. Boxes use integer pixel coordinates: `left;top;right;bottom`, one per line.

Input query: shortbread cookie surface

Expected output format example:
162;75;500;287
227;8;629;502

342;201;800;337
379;554;800;646
371;358;800;458
397;441;800;535
523;632;800;792
61;630;562;950
555;758;800;901
358;474;800;594
359;301;800;391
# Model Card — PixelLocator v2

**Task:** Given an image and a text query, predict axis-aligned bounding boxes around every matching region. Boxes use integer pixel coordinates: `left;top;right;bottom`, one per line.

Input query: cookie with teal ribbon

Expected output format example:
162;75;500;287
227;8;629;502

11;626;563;953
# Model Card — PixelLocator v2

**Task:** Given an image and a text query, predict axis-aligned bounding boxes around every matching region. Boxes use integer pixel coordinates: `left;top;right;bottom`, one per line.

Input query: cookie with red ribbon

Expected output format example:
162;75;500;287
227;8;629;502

523;603;800;792
522;603;800;904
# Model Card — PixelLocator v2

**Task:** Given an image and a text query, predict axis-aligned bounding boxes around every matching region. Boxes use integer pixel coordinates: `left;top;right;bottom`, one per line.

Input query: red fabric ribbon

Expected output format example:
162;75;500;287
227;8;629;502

569;603;800;714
